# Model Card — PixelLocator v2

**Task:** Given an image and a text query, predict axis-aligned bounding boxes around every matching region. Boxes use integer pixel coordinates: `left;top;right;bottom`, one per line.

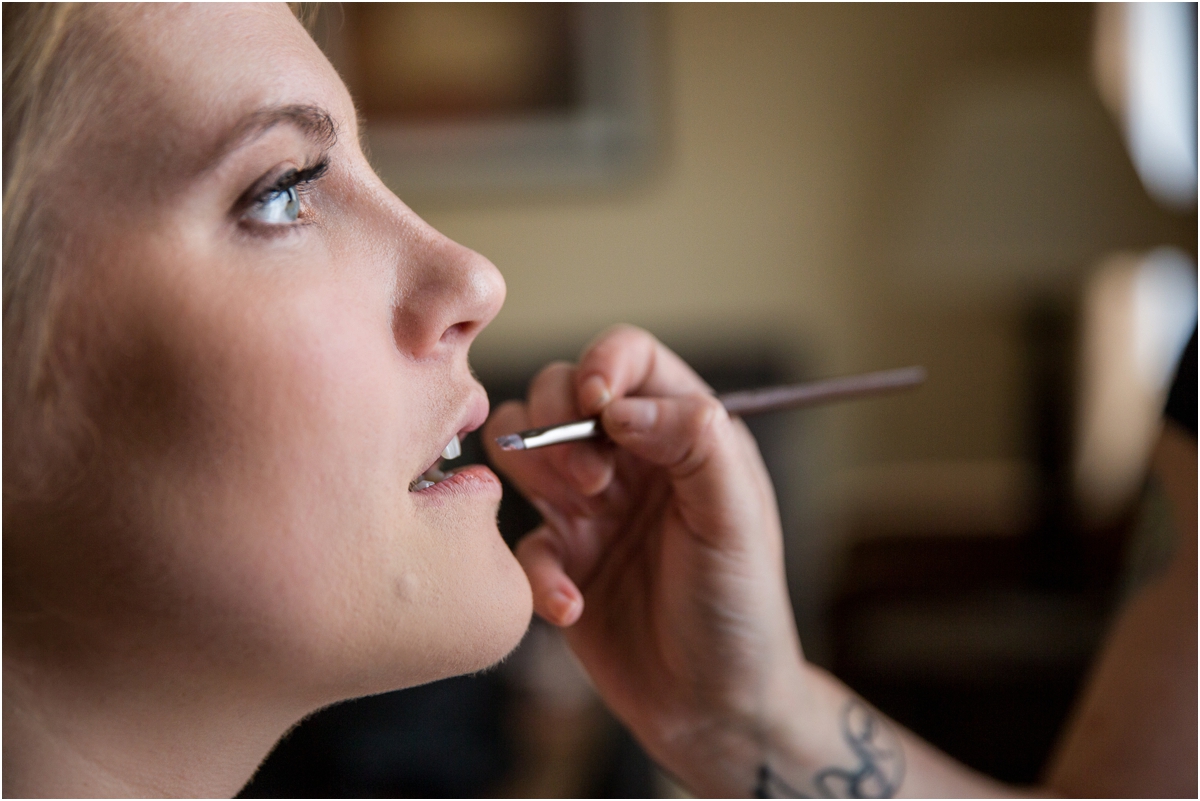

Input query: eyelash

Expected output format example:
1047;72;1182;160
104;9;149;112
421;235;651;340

239;157;331;231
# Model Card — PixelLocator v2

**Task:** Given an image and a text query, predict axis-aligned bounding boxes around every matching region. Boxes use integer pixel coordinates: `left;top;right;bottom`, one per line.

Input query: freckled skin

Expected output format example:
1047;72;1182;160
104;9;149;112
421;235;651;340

3;4;530;796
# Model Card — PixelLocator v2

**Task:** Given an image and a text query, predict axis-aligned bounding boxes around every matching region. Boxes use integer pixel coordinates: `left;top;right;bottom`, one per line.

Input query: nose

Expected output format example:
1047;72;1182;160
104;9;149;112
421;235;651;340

390;223;506;361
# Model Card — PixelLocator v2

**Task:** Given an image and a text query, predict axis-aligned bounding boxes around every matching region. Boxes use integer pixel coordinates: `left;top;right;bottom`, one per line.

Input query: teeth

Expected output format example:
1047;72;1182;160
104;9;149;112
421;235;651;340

411;437;462;492
409;466;451;492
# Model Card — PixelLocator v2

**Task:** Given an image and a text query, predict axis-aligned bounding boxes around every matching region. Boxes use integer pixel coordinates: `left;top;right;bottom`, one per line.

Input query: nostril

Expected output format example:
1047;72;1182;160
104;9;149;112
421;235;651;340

390;239;504;357
440;321;474;344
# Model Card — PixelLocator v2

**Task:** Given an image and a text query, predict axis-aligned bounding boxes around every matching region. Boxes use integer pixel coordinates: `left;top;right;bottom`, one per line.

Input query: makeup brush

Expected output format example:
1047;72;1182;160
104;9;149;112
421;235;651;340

495;365;927;451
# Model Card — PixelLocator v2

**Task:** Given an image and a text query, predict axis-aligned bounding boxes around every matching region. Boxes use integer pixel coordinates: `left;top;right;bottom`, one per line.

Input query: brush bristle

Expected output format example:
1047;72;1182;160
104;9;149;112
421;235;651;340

495;434;525;451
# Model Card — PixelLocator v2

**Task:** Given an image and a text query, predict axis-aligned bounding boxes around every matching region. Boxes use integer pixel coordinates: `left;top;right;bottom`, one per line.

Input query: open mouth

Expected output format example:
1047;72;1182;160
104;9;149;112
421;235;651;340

409;435;463;492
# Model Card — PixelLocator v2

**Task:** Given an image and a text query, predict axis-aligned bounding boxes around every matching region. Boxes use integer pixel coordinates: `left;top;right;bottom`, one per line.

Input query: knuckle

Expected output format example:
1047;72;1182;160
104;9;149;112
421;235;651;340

585;323;654;361
672;395;727;478
603;322;648;345
612;322;653;343
684;395;725;438
518;528;561;564
625;326;660;358
490;399;525;422
528;361;574;397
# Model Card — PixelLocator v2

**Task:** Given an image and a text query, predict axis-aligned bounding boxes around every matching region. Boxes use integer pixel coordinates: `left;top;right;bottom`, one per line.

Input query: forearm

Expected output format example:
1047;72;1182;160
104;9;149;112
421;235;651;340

658;428;1197;799
766;666;1016;798
660;664;1021;798
1044;425;1197;797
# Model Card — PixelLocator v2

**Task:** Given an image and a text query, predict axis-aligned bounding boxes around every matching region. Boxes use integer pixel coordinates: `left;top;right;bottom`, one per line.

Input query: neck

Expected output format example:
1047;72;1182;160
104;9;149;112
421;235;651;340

3;650;304;798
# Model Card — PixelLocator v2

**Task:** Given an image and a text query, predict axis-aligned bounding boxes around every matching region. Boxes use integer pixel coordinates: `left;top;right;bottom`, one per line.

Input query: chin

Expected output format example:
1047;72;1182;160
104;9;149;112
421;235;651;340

418;482;534;675
354;521;534;695
476;549;535;669
437;539;534;680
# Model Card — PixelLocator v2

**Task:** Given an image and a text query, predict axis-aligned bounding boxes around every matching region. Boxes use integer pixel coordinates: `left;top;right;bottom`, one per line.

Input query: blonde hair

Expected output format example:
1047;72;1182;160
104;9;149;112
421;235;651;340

3;4;320;500
3;3;100;498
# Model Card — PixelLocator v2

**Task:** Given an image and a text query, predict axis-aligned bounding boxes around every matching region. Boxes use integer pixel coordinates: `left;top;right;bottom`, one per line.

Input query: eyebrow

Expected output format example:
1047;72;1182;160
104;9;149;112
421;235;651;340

203;103;339;172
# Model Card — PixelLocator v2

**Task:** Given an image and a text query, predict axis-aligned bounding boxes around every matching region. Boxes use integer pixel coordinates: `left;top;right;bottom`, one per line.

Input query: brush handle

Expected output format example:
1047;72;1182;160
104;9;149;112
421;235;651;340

717;366;926;415
495;365;926;451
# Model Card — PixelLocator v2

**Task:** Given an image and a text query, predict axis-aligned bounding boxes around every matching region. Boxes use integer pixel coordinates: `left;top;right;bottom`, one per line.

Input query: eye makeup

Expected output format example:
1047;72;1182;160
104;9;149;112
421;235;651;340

259;159;330;201
237;156;331;228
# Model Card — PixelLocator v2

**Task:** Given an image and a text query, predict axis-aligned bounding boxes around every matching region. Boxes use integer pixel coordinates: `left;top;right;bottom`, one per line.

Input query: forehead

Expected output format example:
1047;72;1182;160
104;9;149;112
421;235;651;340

83;4;351;181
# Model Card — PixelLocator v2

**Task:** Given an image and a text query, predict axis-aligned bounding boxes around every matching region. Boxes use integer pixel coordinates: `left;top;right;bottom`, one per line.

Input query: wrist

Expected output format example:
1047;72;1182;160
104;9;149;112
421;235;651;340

646;657;816;797
661;663;896;799
759;665;908;798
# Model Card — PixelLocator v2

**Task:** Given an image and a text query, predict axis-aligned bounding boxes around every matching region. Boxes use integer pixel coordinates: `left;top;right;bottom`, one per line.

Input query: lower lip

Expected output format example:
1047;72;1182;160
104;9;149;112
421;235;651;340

412;464;502;501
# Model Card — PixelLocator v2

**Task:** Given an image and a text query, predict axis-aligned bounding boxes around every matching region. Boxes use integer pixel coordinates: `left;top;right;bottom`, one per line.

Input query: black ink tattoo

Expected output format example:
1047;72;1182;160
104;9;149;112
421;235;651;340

754;700;905;798
756;764;807;798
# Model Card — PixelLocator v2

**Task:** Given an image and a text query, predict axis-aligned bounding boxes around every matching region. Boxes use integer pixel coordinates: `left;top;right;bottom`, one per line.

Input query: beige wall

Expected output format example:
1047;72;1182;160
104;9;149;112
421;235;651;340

352;3;1197;655
412;4;1190;455
397;4;1192;506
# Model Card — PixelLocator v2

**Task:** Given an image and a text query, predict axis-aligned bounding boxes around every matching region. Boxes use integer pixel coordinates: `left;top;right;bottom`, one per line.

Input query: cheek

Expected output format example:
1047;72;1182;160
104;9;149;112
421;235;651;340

174;292;415;598
197;304;532;687
68;242;527;691
216;298;532;685
73;266;412;642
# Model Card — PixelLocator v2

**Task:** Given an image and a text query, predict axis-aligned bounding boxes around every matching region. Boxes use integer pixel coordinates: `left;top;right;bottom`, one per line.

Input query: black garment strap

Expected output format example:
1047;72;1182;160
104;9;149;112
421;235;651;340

1164;327;1197;439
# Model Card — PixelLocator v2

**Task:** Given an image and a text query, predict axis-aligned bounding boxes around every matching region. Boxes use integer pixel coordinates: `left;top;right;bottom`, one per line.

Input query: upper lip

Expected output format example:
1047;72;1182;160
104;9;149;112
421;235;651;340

414;387;489;480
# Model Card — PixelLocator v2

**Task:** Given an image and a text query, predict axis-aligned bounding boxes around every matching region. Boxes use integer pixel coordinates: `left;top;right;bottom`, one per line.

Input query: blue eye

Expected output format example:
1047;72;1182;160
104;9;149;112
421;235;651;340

247;185;300;225
240;158;329;228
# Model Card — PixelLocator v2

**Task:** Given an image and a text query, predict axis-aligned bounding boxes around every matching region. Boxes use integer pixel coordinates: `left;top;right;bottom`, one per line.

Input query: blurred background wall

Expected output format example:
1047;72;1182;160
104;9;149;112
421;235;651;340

397;2;1194;658
244;4;1196;796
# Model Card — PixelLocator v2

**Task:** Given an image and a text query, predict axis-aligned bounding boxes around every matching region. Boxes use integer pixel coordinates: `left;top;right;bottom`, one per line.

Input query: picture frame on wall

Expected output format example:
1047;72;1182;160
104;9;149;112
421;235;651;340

313;3;658;199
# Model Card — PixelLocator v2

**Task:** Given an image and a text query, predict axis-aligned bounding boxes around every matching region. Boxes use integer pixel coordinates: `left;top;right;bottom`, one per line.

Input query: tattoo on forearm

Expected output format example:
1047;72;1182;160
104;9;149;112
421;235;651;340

754;700;905;798
756;764;807;798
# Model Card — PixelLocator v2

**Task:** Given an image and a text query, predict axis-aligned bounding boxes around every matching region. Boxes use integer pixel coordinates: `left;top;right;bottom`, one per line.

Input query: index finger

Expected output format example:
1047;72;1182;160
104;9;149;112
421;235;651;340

574;324;713;415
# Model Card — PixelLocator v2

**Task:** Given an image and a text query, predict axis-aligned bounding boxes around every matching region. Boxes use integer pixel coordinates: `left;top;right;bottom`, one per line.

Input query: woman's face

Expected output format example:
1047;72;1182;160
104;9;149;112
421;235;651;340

9;4;531;700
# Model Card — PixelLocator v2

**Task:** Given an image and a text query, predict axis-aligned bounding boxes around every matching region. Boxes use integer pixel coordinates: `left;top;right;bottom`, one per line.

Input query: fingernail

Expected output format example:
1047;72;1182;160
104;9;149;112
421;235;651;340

567;446;614;496
567;446;598;490
579;374;612;414
548;589;578;624
607;397;658;432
